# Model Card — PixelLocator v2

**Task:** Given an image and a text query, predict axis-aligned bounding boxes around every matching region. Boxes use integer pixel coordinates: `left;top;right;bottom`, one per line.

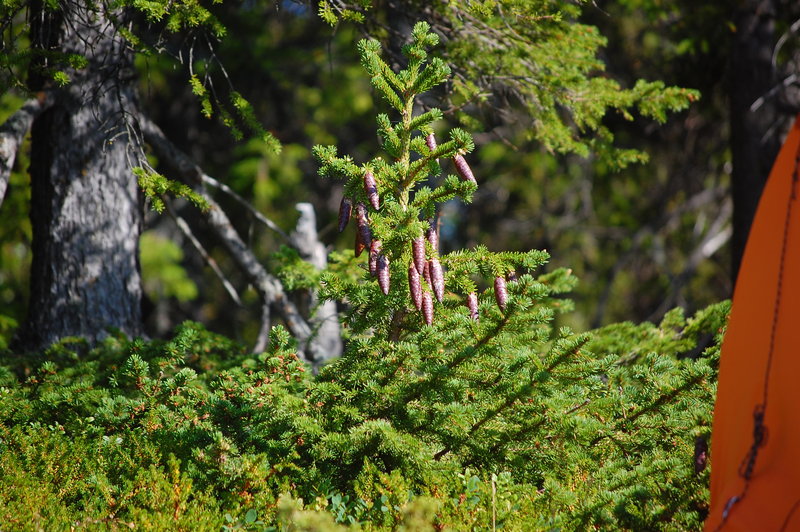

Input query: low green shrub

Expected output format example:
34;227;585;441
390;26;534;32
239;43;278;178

0;303;726;530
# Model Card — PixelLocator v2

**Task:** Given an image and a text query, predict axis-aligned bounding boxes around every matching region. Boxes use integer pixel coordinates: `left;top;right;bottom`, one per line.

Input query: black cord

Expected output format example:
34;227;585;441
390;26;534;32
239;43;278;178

713;142;800;531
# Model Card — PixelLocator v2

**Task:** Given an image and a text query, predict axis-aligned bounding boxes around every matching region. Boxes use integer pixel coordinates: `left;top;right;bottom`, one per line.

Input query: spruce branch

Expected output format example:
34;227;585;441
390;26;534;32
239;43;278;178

390;315;511;412
434;331;591;462
408;108;444;133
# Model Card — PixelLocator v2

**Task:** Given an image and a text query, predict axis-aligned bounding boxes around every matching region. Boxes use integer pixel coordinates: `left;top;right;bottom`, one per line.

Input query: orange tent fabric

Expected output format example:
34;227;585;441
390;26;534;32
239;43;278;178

705;115;800;531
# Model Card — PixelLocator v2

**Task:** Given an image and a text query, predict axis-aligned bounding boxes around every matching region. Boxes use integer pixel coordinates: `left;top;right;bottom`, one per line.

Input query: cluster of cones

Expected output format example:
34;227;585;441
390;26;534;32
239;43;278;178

337;169;391;295
338;136;506;325
406;239;511;325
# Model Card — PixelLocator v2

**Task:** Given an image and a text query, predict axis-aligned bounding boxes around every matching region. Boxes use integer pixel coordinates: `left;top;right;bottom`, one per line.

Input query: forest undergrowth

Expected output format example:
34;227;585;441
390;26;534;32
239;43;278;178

0;23;727;531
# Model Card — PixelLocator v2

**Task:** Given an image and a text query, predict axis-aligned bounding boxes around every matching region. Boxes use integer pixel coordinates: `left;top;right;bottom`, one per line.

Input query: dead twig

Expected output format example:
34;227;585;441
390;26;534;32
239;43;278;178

0;93;53;208
137;113;328;363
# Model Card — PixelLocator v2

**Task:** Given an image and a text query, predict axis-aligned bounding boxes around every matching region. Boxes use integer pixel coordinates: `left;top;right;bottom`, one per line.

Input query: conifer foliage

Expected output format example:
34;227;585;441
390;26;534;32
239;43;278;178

0;22;727;531
310;23;585;483
314;23;548;331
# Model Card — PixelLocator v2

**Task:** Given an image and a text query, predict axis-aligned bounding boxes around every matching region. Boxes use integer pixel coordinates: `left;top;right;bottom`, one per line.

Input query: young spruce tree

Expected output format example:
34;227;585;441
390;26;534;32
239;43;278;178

309;20;581;478
298;22;723;529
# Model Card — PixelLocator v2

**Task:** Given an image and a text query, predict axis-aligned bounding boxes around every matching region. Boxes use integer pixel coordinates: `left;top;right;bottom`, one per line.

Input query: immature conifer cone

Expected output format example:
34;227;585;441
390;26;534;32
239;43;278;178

423;260;432;286
338;197;352;232
466;292;479;321
429;257;444;302
453;154;477;185
494;276;508;311
363;169;380;210
422;290;434;325
408;262;422;310
355;227;366;257
369;239;382;276
377;254;390;295
412;236;426;274
355;201;372;249
508;270;518;282
426;132;437;152
694;436;708;474
426;220;439;253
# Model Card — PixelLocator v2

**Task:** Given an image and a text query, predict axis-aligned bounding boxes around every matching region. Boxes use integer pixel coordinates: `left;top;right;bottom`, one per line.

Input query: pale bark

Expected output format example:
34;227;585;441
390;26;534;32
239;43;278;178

0;95;52;208
291;203;342;366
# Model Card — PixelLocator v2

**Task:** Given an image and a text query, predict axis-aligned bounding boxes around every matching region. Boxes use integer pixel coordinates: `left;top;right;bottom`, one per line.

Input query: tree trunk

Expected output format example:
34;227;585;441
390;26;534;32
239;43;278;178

729;0;782;282
16;0;144;350
290;202;342;367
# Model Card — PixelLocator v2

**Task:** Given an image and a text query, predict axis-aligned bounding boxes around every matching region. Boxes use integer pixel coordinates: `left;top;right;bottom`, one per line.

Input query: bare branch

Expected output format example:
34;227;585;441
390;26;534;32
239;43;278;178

0;93;53;208
772;17;800;69
750;73;799;113
137;113;329;364
252;300;272;354
592;186;730;326
165;200;243;306
646;198;733;321
201;174;290;241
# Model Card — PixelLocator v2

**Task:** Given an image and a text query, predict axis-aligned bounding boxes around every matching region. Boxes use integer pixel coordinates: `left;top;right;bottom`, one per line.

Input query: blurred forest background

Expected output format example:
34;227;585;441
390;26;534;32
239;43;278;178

1;0;798;348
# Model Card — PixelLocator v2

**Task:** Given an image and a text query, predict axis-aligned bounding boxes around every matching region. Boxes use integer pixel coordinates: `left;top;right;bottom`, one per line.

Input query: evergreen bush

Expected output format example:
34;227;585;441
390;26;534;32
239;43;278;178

0;23;727;530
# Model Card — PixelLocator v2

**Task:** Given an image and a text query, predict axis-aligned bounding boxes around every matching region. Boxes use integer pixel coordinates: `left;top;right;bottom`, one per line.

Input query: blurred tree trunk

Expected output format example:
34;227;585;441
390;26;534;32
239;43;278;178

729;0;799;282
15;0;144;350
